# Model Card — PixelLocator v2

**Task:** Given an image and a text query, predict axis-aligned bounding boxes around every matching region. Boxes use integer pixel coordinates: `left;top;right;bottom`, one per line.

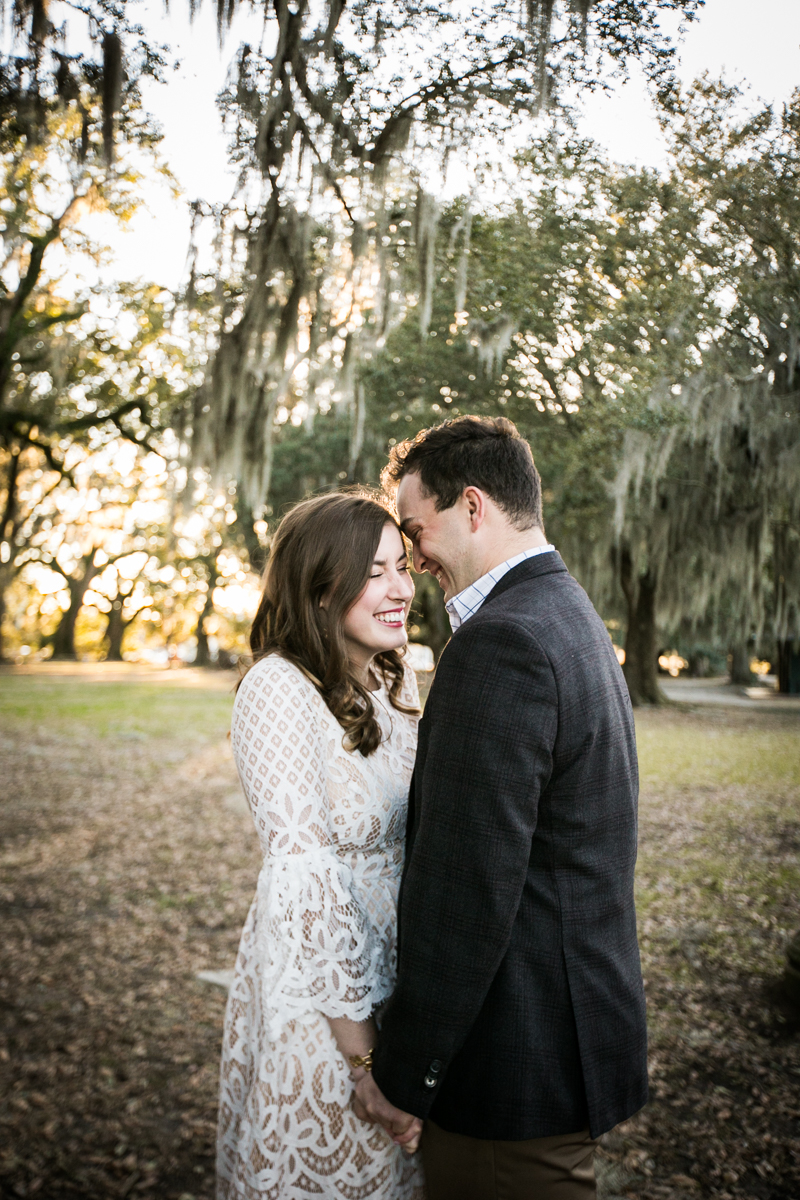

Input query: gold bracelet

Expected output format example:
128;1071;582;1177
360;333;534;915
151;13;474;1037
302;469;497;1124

348;1049;374;1072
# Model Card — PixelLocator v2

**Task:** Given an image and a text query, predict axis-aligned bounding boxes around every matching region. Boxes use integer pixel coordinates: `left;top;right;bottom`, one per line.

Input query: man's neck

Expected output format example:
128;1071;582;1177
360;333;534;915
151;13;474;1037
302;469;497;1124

470;526;549;585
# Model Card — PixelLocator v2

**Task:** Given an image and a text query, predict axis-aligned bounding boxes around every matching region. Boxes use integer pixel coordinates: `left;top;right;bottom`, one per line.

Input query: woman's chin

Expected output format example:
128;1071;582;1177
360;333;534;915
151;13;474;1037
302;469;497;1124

374;629;407;654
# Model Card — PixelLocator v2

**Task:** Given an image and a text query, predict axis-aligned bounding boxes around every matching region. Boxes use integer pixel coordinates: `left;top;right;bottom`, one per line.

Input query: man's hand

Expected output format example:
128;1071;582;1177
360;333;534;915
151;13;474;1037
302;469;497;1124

353;1072;423;1153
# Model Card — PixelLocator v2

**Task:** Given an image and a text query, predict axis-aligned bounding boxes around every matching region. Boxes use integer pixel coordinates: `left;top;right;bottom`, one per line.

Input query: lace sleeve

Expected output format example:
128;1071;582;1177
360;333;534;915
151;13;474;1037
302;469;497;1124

231;656;386;1038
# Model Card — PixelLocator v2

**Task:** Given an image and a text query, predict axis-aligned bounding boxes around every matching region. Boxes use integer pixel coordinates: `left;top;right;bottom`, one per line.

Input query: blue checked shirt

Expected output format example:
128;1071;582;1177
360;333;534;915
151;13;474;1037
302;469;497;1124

445;545;556;631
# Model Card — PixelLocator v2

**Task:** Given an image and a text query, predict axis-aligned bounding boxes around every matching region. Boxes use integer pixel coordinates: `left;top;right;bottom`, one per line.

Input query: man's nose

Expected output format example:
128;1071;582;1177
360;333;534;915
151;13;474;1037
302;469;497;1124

412;544;426;573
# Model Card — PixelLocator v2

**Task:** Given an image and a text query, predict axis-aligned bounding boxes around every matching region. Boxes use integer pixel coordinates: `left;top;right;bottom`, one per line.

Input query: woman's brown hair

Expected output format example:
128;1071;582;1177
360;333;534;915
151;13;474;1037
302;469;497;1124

246;492;419;756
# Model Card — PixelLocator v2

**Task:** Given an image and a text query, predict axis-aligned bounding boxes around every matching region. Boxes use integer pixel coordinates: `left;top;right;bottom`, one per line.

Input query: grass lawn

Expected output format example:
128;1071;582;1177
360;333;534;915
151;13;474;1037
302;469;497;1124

0;672;798;1199
0;673;236;740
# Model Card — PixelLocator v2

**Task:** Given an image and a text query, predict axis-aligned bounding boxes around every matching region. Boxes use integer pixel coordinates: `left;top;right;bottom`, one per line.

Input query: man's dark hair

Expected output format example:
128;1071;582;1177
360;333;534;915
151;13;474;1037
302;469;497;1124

382;415;544;530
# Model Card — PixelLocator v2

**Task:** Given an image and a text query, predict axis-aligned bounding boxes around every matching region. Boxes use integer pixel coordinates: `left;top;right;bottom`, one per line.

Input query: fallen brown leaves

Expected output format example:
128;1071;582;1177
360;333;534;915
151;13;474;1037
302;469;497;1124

596;705;800;1200
0;671;260;1199
0;676;798;1199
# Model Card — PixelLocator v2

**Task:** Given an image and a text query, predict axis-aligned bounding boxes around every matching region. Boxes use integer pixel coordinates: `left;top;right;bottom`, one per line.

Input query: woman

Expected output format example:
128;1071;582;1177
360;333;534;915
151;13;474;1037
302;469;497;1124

217;492;425;1200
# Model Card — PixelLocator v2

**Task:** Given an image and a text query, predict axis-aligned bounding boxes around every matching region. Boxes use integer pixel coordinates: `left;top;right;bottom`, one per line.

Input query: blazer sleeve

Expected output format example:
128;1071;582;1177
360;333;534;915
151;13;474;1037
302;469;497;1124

372;615;558;1117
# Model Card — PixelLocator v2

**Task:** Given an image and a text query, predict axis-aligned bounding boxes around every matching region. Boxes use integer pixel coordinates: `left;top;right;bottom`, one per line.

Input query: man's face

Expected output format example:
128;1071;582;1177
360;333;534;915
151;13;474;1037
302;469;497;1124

396;472;473;601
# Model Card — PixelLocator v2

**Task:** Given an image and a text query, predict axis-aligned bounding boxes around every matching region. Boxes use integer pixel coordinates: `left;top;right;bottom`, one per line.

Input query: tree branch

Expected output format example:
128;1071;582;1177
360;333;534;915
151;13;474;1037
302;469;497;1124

0;190;94;398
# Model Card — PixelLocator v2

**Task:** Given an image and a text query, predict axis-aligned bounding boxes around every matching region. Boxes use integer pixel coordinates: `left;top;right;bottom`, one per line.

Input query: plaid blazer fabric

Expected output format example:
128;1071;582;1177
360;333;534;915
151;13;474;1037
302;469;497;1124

372;552;648;1140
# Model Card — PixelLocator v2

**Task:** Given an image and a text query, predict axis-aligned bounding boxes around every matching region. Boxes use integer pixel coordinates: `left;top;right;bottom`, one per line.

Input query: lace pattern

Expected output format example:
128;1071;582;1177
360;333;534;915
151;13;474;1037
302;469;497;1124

217;654;425;1199
254;848;390;1040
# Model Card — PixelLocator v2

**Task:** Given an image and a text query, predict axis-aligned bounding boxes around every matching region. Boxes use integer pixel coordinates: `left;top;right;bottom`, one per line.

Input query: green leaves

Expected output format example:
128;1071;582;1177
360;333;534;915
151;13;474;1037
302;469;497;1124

196;0;706;509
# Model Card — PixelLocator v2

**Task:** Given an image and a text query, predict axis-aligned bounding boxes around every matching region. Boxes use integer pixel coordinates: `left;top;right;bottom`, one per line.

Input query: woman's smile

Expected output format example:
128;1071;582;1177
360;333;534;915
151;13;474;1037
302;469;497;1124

374;608;405;627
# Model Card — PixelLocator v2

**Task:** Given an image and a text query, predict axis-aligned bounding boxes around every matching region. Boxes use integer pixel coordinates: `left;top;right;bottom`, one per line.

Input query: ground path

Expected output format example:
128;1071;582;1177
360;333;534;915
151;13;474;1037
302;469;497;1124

1;667;798;1199
661;677;800;712
2;661;237;688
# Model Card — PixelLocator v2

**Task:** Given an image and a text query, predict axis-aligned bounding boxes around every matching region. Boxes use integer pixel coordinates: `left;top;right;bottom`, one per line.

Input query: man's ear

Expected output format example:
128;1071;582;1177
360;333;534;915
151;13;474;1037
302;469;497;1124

463;486;487;531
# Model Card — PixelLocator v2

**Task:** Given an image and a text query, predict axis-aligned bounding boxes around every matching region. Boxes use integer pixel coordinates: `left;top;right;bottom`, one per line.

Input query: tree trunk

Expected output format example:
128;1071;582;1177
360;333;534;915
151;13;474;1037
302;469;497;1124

0;564;13;663
193;552;219;668
49;585;83;660
235;490;266;574
193;585;215;667
0;447;21;663
104;600;134;662
728;641;754;685
619;548;662;706
48;553;100;660
776;639;800;695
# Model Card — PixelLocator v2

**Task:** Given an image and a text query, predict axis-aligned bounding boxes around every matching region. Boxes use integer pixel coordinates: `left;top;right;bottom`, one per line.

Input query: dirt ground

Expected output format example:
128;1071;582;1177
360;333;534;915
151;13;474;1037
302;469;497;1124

0;668;798;1200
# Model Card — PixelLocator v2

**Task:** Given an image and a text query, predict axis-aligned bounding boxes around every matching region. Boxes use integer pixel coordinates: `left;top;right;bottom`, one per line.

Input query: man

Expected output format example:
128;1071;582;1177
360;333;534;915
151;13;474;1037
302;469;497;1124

355;416;647;1199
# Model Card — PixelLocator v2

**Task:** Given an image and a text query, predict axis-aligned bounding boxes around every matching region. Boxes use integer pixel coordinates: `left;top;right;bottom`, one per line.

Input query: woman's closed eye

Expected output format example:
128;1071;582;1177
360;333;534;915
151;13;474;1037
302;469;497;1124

370;556;410;579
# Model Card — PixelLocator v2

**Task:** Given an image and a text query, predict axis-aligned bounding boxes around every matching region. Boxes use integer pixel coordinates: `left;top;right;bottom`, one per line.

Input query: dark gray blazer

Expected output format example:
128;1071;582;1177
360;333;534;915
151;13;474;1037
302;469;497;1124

372;551;648;1141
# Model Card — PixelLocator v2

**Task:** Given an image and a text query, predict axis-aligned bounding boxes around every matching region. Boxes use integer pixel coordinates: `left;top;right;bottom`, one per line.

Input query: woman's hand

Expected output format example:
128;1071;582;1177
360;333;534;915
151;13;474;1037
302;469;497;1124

328;1015;422;1152
353;1071;423;1153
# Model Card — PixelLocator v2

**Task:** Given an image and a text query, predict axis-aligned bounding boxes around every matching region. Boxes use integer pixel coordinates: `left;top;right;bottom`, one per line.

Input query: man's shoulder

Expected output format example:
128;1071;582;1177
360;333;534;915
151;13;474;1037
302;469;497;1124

430;605;555;708
484;556;599;624
446;601;542;655
444;563;614;685
457;559;581;637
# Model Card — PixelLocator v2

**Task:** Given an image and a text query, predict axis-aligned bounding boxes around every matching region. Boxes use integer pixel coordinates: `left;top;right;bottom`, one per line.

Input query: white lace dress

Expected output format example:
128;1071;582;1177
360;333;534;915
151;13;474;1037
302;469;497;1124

217;653;425;1200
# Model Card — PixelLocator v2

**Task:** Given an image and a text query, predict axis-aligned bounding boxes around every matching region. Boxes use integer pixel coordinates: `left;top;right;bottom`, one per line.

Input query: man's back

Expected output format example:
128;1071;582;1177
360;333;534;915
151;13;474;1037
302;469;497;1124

375;552;648;1140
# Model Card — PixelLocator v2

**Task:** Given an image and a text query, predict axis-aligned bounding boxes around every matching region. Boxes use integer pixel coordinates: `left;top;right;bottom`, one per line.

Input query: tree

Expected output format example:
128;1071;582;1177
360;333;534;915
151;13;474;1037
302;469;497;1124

0;279;192;657
104;583;145;661
2;431;260;664
606;80;800;695
1;0;167;166
181;548;222;667
0;34;182;656
188;0;703;530
47;544;105;659
163;474;256;667
6;438;159;659
238;130;719;692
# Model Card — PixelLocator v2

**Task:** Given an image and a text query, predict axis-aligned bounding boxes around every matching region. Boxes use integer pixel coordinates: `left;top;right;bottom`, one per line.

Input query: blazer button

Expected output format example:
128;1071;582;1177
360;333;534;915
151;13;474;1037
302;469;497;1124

423;1074;438;1089
429;1059;442;1073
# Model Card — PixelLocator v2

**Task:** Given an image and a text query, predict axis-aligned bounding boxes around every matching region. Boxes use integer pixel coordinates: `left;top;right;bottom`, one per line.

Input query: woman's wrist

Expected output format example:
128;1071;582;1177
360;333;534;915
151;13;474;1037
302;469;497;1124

347;1046;375;1083
347;1048;374;1073
327;1015;377;1060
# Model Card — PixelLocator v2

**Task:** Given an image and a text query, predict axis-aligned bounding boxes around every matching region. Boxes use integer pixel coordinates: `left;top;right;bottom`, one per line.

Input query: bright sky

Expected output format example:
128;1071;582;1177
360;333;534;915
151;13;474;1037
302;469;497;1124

112;0;800;291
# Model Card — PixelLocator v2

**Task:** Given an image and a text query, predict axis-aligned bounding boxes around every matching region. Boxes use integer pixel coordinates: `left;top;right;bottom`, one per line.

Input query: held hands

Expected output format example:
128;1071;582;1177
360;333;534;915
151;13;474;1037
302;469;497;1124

327;1017;422;1154
352;1071;423;1154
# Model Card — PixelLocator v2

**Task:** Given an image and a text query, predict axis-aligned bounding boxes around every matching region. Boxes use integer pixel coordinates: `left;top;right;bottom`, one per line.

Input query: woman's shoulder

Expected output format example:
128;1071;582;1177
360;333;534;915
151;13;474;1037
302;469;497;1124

236;652;324;710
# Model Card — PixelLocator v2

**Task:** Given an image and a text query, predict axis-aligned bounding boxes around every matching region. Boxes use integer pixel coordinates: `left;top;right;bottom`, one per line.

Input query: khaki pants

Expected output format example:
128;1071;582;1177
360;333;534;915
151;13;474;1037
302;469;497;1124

421;1120;597;1200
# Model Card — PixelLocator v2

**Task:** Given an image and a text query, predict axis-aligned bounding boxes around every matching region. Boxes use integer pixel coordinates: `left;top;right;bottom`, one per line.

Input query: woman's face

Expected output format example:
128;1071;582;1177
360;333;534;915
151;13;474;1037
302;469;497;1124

341;523;415;673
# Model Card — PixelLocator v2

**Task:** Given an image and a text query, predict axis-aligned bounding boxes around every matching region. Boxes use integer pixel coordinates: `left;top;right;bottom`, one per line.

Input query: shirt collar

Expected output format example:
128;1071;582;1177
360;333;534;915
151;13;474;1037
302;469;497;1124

445;545;556;631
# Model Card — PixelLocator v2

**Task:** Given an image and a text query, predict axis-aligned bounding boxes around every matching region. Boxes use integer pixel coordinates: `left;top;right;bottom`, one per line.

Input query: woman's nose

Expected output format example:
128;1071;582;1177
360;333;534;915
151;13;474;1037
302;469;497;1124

390;567;414;599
